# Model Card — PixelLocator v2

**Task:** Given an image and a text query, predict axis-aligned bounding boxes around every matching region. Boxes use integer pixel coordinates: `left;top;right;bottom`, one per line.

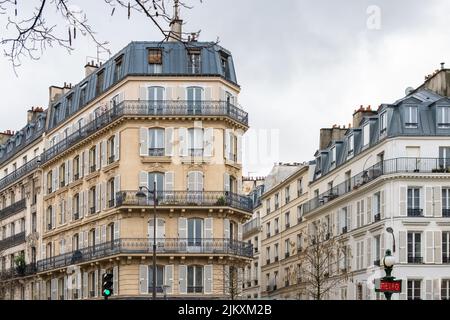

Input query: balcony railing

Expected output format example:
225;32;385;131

408;208;424;217
408;256;423;264
36;238;253;272
374;213;381;222
304;158;450;215
0;156;40;192
41;100;248;165
187;286;203;294
0;198;26;221
0;263;37;281
188;149;204;157
116;190;253;213
443;255;450;263
148;148;165;157
0;231;26;251
243;217;260;238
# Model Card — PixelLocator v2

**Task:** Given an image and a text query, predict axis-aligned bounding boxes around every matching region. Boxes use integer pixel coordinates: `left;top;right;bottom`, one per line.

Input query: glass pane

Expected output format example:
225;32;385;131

188;266;194;287
195;266;203;287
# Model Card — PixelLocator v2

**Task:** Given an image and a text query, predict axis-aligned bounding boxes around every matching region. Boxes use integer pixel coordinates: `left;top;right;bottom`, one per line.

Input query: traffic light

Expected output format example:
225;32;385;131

102;273;113;298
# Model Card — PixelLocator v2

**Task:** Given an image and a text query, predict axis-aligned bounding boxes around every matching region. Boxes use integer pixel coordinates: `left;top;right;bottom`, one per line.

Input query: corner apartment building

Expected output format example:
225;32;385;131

0;109;46;299
0;17;254;300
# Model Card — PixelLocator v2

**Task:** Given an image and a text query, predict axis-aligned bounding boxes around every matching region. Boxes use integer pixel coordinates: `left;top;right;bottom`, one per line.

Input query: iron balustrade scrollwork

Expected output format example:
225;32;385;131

0;231;26;251
41;100;248;165
0;263;37;281
0;198;26;221
115;190;253;213
36;238;253;272
304;157;450;215
0;157;40;193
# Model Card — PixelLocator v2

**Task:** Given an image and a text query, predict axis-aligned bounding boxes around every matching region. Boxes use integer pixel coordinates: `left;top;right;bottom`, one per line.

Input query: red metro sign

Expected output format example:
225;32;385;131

375;279;402;293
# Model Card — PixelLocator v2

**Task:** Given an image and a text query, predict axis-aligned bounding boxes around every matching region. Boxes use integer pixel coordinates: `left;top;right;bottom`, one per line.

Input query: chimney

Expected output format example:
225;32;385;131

85;60;98;77
352;105;378;128
0;130;14;145
319;126;348;150
49;86;64;104
168;0;183;42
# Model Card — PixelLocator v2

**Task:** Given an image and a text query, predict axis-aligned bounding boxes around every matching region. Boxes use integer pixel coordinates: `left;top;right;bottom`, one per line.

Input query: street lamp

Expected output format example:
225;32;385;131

380;249;398;300
136;182;158;300
386;227;396;253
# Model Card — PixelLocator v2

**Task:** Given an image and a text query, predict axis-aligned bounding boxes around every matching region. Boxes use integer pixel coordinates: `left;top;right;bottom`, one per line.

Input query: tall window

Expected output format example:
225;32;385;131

443;232;450;263
380;111;387;133
187;49;201;74
266;222;271;238
188;218;203;246
439;147;450;169
66;94;73;113
274;244;279;261
148;86;164;112
285;212;290;229
442;280;450;300
274;218;279;234
89;146;97;173
31;212;37;233
187;87;203;114
407;188;422;217
363;124;370;147
47;171;53;194
340;207;348;233
107;136;116;164
148;265;164;293
187;265;203;293
284;239;290;258
330;146;336;165
113;56;123;83
73;194;80;220
407;280;421;300
73;156;80;180
95;70;105;96
437;106;450;128
407;232;422;263
274;193;279;210
374;235;381;266
297;205;303;223
266;199;271;214
220;53;230;78
79;83;87;107
347;135;354;157
285;186;290;204
89;186;96;214
59;163;66;187
148;172;164;192
297;179;303;196
443;189;450;217
47;206;53;230
188;128;204;157
373;192;381;220
187;171;203;193
148;49;162;73
405;106;418;128
108;178;115;208
148;128;165;156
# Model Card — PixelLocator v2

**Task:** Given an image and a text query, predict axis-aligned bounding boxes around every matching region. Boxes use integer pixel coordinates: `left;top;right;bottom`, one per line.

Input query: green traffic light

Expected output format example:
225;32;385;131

103;289;111;296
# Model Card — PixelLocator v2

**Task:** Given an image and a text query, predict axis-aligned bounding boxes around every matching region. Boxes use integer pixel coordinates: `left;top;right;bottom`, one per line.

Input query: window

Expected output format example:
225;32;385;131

274;243;279;261
89;186;96;214
73;156;80;180
148;128;165;156
187;49;201;74
297;179;303;196
107;135;116;164
407;280;421;300
347;135;354;157
405;106;418;128
266;199;271;214
285;186;290;204
356;241;364;270
297;234;302;251
340;207;348;234
220;52;230;78
380;112;387;133
285;211;290;229
439;147;450;169
330;146;336;165
284;239;290;258
113;56;123;83
107;178;115;208
442;231;450;265
363;124;370;146
148;265;165;293
89;146;97;173
147;86;164;111
274;193;279;210
407;188;422;216
297;205;303;223
374;235;381;266
373;192;381;221
274;218;279;234
148;49;162;73
266;222;271;238
442;280;450;300
266;247;271;264
73;194;80;220
79;83;87;107
47;171;53;194
442;189;450;217
31;213;37;233
187;218;203;246
95;70;105;96
187;87;203;114
437;106;450;128
47;206;53;230
407;232;422;263
188;128;204;157
356;199;365;228
66;94;74;113
59;163;66;187
187;265;203;293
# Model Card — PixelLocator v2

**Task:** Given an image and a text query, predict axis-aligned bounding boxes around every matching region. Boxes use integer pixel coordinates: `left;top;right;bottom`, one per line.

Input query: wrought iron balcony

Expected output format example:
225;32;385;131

304;157;450;215
148;148;165;157
0;231;26;251
374;213;381;222
36;238;253;272
0;156;40;192
41;100;248;164
0;198;26;221
408;208;424;217
188;148;204;157
408;256;423;264
0;263;37;281
187;286;203;293
242;217;260;238
115;190;253;213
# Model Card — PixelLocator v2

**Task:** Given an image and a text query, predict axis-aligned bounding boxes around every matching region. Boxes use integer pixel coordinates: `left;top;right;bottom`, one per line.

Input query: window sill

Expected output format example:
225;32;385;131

55;185;69;196
85;171;100;182
225;159;242;168
181;157;212;164
141;156;172;164
103;160;120;173
68;178;83;189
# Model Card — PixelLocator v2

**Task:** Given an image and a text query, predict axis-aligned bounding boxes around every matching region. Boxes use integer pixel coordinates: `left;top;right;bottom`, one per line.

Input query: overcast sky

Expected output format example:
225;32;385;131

1;0;450;176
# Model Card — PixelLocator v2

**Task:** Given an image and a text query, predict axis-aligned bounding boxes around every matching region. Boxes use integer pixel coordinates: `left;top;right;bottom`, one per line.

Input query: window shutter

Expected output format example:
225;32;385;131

114;175;121;206
238;223;243;241
224;173;230;192
101;181;106;210
433;279;441;300
139;86;147;101
95;226;100;246
165;128;174;156
51;278;57;300
79;232;84;249
434;231;442;264
114;132;120;161
94;269;99;297
65;160;69;185
204;265;213;294
101;225;106;243
237;178;242;195
67;197;72;222
113;266;119;296
165;171;174;197
203;128;213;157
96;143;101;171
236;130;243;164
399;231;407;263
356;201;361;228
425;187;433;217
366;196;372;224
224;265;230;295
380;190;385;219
51;208;56;229
425;279;433;300
139;171;148;189
76;270;82;299
380;233;385;263
140;128;148;156
53;167;58;191
434;187;442;217
101;140;106;168
68;158;73;184
96;184;101;213
82;272;88;299
178;217;187;240
63;276;68;300
113;221;120;241
425;231;434;263
79;191;85;218
84;231;88;248
366;238;372;268
224;129;231;160
179;265;187;294
204;218;213;239
79;153;84;178
178;127;188;157
360;199;365;226
347;205;352;231
84;150;89;176
223;219;230;239
399;186;407;216
164;265;173;294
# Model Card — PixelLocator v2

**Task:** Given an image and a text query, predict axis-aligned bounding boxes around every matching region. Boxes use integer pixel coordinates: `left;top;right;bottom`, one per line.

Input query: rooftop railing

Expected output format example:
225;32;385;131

304;157;450;215
41;100;248;164
116;190;253;213
36;238;253;272
0;198;26;221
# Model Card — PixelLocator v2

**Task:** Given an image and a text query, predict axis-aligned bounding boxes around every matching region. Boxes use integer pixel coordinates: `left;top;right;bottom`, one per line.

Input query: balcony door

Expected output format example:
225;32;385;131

148;128;165;156
187;171;203;203
148;86;164;114
148;218;165;247
187;218;203;251
187;87;203;115
148;172;164;204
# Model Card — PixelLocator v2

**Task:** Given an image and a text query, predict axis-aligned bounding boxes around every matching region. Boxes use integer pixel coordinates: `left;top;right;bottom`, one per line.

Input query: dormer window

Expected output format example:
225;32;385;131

79;83;88;107
66;93;74;114
347;135;354;157
113;55;124;83
95;70;105;96
6;142;13;152
330;146;336;166
15;134;22;147
405;105;418;128
220;52;230;78
26;127;32;139
188;49;201;74
316;156;322;176
380;111;387;134
437;106;450;128
363;123;370;147
148;49;163;74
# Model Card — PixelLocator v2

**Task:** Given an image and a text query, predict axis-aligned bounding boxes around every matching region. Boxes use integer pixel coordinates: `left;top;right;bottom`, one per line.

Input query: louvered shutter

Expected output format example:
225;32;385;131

203;128;213;157
178;127;188;157
204;265;213;294
179;265;187;294
165;128;174;156
164;265;173;294
115;132;120;161
139;265;148;294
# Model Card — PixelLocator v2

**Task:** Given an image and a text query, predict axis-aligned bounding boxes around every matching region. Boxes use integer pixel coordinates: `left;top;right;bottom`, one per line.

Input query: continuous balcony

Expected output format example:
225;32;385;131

116;190;253;213
36;238;253;272
0;157;40;192
0;263;37;281
0;198;26;221
41;100;249;164
243;217;261;238
0;231;26;251
304;157;450;215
